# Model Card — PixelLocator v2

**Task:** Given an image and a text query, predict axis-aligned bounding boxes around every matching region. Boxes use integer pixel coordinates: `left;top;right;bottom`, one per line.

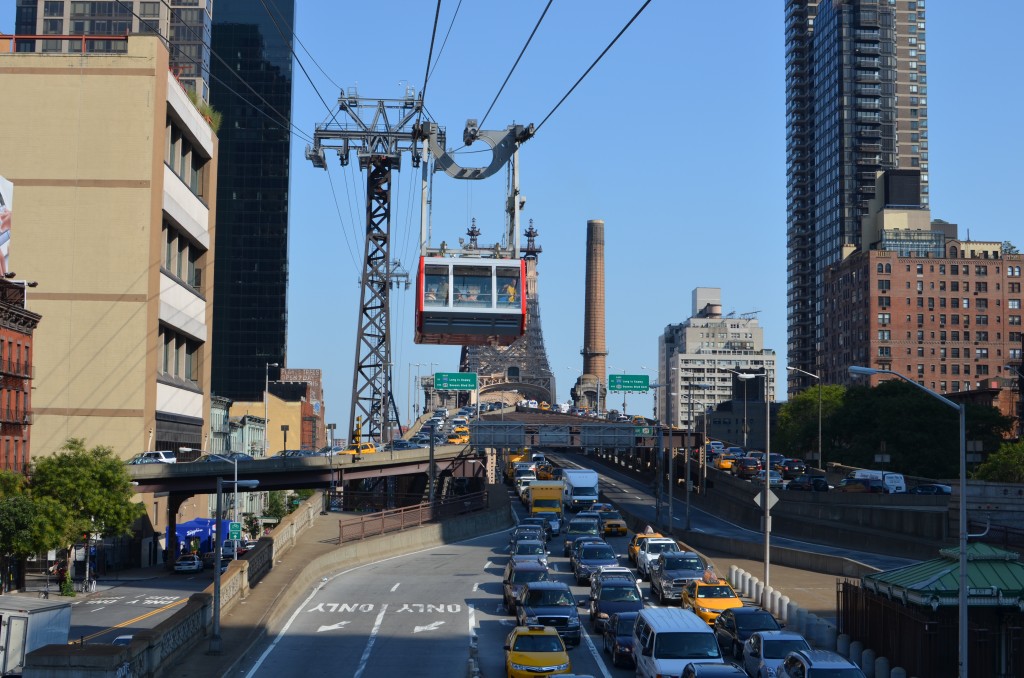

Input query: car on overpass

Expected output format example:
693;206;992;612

344;441;377;455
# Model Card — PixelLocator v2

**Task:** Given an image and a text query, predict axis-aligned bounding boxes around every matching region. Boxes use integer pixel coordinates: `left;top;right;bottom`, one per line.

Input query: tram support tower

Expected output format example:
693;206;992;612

306;87;532;444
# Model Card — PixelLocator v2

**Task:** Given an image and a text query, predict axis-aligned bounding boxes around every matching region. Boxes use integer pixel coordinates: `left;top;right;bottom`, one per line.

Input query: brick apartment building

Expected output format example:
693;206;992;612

824;242;1023;393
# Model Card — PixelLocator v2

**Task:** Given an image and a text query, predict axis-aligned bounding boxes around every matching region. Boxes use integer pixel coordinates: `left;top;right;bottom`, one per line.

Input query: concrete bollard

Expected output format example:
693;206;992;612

875;656;890;678
805;614;820;645
769;589;782;617
779;595;790;622
729;565;738;585
837;634;851;658
890;669;906;678
820;623;838;652
786;601;800;628
762;586;774;610
739;570;751;597
753;580;764;606
795;608;808;636
861;648;876;676
849;641;863;667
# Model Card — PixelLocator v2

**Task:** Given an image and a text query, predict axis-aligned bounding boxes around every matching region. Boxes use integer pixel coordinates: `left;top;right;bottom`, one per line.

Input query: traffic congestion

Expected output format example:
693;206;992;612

494;450;868;678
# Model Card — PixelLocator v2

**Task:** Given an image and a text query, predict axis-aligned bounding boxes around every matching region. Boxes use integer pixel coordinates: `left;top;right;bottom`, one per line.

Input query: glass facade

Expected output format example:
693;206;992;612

785;0;927;394
209;0;294;402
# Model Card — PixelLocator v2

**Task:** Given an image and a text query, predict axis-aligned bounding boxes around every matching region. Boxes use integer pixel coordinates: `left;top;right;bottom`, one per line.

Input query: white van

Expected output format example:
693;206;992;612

633;608;724;677
140;450;177;464
848;469;906;494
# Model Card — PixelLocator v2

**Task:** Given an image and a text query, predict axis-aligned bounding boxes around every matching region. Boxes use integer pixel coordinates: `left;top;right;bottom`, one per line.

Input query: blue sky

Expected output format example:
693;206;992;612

4;2;1022;427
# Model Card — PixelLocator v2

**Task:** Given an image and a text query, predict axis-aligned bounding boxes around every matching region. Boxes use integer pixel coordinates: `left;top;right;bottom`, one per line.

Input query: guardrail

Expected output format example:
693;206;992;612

339;491;487;543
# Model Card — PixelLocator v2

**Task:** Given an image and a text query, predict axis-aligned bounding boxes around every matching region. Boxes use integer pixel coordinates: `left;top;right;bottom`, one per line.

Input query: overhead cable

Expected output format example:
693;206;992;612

534;0;652;135
479;0;553;128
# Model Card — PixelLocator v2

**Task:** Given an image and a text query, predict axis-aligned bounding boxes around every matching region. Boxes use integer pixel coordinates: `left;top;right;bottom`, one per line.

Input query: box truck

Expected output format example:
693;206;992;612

0;596;72;675
529;480;565;518
562;468;600;511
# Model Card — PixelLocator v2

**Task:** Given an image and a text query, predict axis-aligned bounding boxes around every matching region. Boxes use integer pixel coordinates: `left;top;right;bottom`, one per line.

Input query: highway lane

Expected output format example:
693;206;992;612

241;492;640;678
548;451;917;572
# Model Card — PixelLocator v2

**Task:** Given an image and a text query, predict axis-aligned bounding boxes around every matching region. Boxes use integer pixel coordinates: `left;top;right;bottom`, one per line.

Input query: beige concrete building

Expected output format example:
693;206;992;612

0;36;217;462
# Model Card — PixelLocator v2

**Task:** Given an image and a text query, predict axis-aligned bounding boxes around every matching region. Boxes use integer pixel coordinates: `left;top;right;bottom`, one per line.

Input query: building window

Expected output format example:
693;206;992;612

878;279;891;291
878;313;891;325
878;330;891;341
1009;299;1022;310
878;296;891;307
976;315;988;326
878;346;891;357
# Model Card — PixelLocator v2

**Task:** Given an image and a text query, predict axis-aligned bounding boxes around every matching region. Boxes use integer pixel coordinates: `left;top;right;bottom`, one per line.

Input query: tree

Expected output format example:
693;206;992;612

973;440;1024;482
266;491;288;520
243;513;261;540
1001;241;1020;255
30;439;146;577
0;471;68;592
776;384;846;463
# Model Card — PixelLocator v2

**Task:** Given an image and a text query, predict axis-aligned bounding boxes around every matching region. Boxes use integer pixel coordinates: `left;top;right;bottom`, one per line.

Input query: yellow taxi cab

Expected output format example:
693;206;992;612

343;441;377;455
627;532;664;564
713;453;739;471
503;624;572;678
680;575;742;625
447;432;470;445
591;504;627;536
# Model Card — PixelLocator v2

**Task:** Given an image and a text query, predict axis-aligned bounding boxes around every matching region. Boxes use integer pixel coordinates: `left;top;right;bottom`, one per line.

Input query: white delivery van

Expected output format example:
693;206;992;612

0;597;73;674
562;468;600;511
848;469;906;494
633;607;724;677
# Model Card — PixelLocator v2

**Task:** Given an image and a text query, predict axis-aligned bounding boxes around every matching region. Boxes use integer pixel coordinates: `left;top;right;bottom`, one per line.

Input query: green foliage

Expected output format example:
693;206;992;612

829;381;1012;478
295;489;315;502
973;440;1024;482
184;87;222;133
1001;241;1020;255
30;438;146;549
266;491;289;520
0;472;67;559
60;569;75;597
776;384;846;462
243;513;261;539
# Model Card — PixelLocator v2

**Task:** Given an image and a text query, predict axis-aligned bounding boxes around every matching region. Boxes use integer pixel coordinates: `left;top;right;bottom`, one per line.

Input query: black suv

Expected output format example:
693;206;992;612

513;580;582;646
502;559;548;613
713;606;781;658
786;474;829;492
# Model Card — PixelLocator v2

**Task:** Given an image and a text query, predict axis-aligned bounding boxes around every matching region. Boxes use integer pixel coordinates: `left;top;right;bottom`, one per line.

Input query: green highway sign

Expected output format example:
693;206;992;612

228;522;242;541
635;426;654;437
608;374;650;393
434;372;478;391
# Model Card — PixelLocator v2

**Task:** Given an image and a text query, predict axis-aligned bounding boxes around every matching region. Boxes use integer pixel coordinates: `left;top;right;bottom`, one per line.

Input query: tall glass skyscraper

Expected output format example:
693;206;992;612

209;0;294;401
785;0;927;393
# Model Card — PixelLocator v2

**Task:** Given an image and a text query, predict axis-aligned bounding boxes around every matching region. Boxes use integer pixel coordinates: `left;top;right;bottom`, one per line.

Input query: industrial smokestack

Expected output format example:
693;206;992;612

572;219;608;412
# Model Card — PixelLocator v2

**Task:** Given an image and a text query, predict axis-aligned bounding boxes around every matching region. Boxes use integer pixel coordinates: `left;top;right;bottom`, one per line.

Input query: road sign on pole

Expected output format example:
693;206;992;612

228;522;242;541
752;489;779;511
608;374;650;393
433;372;478;390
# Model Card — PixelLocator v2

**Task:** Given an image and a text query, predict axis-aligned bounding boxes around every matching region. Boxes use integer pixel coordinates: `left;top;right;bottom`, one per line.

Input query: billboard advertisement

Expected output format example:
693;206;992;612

0;175;11;276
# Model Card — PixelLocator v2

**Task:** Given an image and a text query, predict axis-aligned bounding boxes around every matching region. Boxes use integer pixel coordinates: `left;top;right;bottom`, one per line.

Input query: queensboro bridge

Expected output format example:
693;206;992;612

460;220;556;406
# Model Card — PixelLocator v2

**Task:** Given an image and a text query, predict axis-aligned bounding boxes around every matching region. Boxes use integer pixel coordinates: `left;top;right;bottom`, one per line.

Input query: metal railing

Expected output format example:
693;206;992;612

339;491;487;544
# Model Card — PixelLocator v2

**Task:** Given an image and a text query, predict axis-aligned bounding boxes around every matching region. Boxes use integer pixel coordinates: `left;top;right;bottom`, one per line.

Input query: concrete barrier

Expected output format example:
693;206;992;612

861;648;876;675
875;656;890;678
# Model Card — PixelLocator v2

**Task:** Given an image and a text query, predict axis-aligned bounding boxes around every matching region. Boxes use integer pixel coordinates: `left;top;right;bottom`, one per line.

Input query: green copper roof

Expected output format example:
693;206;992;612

862;543;1024;608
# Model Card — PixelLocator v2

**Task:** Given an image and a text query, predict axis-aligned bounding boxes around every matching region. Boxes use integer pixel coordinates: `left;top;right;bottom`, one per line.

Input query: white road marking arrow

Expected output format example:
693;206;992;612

316;621;351;633
413;620;445;633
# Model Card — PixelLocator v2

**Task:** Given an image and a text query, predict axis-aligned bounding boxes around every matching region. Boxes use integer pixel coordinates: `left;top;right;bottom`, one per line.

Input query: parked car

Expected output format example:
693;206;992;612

732;457;762;480
835;478;887;493
510;539;549;569
649;552;706;604
589;576;643;632
636;538;681;580
503;559;549;613
573;541;619;585
775;458;807;479
778;649;866;677
174;554;203;573
910;483;952;495
344;441;377;455
137;450;177;464
126;454;162;465
627;532;665;564
602;610;639;668
513;581;582;647
752;470;784;488
563;519;601;557
741;630;811;677
786;474;830;492
713;607;782;659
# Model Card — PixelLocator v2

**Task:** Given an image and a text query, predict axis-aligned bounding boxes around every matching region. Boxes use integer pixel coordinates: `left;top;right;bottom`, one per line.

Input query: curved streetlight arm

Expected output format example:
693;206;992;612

787;365;820;381
848;364;968;677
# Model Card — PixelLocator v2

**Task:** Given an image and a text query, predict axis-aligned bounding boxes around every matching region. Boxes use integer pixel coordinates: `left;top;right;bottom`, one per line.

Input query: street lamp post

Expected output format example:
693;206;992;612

281;424;289;452
210;477;259;655
679;385;711;530
849;365;968;677
724;368;753;449
265;362;279;457
787;366;823;470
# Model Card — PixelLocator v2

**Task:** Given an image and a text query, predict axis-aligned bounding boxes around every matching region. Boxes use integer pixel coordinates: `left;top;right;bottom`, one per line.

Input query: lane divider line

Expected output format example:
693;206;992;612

73;599;185;644
352;603;388;678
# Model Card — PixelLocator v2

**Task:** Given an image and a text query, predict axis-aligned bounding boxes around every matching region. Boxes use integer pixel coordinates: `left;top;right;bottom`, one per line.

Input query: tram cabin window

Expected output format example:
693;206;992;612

498;273;520;306
453;266;492;308
424;266;449;306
